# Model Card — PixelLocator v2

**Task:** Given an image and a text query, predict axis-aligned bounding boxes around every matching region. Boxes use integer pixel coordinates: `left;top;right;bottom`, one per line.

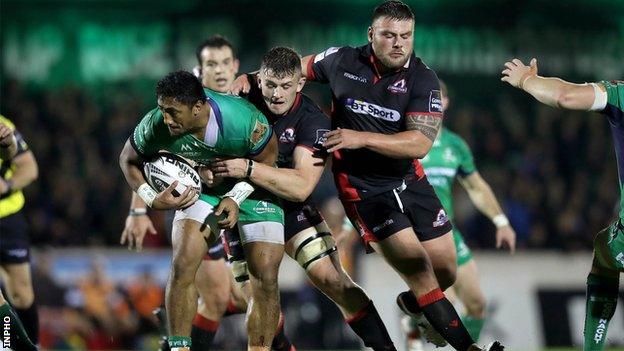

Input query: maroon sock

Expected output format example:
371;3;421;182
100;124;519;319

191;314;219;350
346;301;396;351
223;299;245;316
418;289;474;351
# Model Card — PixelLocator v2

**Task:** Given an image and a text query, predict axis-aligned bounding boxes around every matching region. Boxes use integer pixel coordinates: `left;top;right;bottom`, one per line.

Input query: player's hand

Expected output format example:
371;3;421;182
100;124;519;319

211;158;249;179
229;74;251;95
152;181;199;210
323;128;366;152
120;214;157;252
197;166;223;187
495;225;516;253
215;197;239;229
501;58;538;89
0;122;15;148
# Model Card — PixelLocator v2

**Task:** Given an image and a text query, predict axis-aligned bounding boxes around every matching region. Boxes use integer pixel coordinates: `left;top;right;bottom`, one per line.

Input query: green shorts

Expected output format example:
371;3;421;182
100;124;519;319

198;188;284;224
453;228;473;266
596;219;624;271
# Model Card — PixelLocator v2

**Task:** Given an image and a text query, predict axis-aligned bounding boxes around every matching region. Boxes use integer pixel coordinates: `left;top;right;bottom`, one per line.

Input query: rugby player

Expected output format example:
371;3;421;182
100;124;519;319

214;46;395;351
0;118;38;351
402;81;516;349
119;70;284;351
234;1;503;349
502;58;623;351
0;116;40;347
121;35;255;351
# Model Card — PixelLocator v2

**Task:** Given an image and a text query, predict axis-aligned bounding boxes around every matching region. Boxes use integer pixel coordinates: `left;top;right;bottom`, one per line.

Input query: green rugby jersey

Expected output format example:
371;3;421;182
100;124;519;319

131;88;272;164
420;127;476;220
600;80;624;218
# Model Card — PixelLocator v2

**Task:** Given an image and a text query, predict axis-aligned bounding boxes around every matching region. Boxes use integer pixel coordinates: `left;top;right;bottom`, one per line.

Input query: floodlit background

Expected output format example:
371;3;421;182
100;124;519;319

1;0;624;350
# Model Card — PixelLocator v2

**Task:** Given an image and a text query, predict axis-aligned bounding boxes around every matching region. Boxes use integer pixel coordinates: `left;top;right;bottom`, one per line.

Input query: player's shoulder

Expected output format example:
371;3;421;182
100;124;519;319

298;94;329;121
314;45;357;63
600;80;624;106
206;89;260;117
408;56;439;81
0;115;15;129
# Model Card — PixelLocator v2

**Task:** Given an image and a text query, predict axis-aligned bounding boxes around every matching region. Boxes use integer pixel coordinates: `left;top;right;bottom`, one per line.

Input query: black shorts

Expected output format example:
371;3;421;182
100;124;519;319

0;211;31;264
222;228;245;262
342;176;452;251
284;204;325;242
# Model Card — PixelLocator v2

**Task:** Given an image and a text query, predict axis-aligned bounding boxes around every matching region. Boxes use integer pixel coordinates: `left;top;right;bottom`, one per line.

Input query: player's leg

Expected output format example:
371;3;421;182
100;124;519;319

453;259;487;341
0;284;37;350
2;262;39;344
0;211;39;345
285;206;394;351
166;199;214;351
238;220;285;351
192;254;231;350
583;221;623;351
421;232;457;290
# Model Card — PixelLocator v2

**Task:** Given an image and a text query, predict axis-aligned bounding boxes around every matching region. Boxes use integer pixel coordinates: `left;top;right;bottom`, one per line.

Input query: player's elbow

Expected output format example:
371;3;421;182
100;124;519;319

290;186;313;202
556;87;587;110
412;139;433;159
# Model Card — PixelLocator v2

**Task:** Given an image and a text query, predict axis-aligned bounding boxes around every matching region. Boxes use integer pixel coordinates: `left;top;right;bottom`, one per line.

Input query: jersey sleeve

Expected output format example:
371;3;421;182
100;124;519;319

455;136;476;178
0;116;29;157
307;47;345;83
131;108;169;158
247;110;273;157
601;80;624;110
405;68;443;118
297;112;331;153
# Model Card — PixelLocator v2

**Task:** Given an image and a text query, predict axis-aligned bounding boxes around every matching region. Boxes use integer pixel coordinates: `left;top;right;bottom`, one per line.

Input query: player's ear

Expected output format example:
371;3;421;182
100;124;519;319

367;26;374;42
297;76;306;92
193;100;203;116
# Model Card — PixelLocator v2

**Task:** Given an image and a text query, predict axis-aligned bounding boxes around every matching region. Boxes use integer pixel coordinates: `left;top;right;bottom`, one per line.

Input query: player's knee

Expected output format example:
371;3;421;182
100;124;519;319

395;255;433;277
171;256;199;286
198;284;230;313
249;267;279;295
435;265;457;290
464;293;486;318
8;281;34;308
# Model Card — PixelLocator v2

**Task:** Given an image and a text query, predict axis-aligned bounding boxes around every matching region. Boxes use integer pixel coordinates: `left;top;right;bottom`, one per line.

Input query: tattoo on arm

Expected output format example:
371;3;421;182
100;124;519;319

406;114;442;142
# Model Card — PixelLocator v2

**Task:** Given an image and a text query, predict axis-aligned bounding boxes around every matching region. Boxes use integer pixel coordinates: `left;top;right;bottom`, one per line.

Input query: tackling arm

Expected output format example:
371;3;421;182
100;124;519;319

3;151;38;192
458;171;506;221
501;58;604;111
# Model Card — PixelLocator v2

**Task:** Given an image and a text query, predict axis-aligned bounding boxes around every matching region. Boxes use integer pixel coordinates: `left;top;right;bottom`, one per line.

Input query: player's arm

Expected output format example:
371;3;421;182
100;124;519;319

501;58;604;111
458;171;516;252
301;55;315;80
0;122;17;160
323;114;439;159
0;150;38;196
119;139;197;210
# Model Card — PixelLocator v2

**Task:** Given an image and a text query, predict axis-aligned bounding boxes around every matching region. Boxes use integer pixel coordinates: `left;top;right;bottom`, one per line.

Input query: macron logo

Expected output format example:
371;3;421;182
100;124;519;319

345;99;400;122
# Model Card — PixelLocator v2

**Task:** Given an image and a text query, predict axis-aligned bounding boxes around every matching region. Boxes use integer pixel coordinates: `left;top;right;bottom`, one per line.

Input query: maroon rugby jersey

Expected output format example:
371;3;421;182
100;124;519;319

307;44;442;201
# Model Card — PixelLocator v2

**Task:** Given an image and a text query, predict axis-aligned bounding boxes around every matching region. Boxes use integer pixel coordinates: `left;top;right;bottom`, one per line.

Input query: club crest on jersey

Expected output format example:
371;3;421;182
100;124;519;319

429;90;443;113
250;120;269;146
345;98;400;122
314;129;330;147
388;78;408;94
279;128;296;143
433;209;449;227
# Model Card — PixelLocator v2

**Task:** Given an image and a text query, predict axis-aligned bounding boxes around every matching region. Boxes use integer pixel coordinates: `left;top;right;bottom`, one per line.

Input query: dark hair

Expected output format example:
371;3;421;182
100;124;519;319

156;70;206;107
260;47;301;79
372;1;414;23
195;35;237;65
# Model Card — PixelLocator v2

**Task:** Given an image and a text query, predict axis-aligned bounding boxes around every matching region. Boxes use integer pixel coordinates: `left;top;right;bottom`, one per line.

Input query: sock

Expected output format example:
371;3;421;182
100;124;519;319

0;302;38;351
223;299;245;316
191;314;219;350
346;301;396;351
583;273;619;351
271;312;295;351
15;303;39;344
461;315;485;342
168;335;192;350
418;289;474;351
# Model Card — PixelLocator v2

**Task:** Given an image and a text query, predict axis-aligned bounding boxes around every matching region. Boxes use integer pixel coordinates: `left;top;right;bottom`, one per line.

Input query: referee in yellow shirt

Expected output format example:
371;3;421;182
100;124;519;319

0;115;39;350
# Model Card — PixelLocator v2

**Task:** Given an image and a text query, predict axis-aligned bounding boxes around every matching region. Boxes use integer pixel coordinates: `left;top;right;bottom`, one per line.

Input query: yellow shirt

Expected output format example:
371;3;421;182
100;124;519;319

0;115;27;218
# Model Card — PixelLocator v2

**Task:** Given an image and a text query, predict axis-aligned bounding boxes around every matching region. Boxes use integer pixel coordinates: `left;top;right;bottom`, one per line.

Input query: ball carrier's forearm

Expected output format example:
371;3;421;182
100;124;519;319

360;130;433;159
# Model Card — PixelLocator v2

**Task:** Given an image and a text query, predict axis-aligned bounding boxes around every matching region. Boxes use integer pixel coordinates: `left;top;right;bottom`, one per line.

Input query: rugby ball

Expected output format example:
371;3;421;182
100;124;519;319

143;152;202;196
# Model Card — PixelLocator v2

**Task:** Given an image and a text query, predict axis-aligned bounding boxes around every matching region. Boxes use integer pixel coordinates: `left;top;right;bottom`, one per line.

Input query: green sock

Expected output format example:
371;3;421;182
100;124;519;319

583;273;619;351
461;315;485;342
0;302;38;350
168;335;192;349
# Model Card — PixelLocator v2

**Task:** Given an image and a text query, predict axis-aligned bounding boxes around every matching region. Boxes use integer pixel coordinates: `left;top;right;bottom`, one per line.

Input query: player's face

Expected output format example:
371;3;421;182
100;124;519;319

368;17;414;69
157;96;199;136
199;46;239;93
258;68;306;115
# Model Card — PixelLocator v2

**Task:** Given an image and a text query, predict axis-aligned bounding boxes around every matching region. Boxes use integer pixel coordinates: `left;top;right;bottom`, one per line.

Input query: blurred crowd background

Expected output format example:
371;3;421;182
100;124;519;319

1;0;623;349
